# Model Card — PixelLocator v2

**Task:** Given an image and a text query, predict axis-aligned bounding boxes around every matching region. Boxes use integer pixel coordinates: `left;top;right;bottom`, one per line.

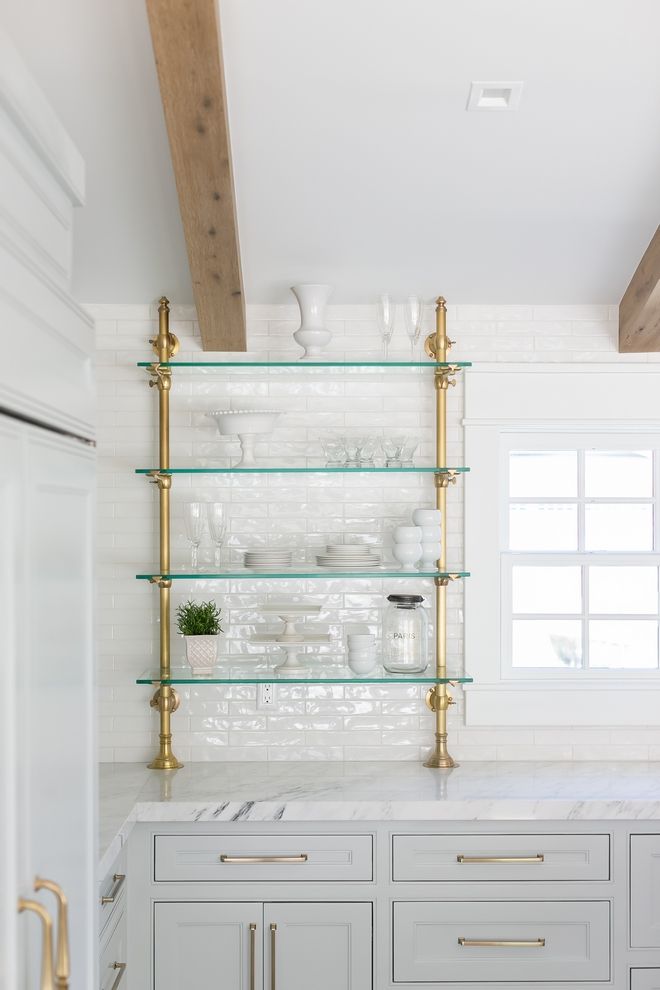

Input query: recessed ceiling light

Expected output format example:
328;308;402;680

466;81;524;111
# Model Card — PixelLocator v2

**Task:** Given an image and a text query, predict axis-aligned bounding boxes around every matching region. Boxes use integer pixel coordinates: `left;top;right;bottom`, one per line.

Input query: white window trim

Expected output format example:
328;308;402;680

463;363;660;727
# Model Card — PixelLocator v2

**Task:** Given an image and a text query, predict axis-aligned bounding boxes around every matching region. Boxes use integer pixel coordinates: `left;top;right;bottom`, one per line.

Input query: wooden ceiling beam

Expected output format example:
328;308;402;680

146;0;246;351
619;225;660;352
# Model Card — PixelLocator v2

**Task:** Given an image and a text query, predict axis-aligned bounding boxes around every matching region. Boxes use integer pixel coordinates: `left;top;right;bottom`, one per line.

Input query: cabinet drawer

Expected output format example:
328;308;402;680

99;907;127;990
99;847;127;935
393;900;610;984
154;833;373;882
632;972;660;990
631;836;660;947
393;832;610;882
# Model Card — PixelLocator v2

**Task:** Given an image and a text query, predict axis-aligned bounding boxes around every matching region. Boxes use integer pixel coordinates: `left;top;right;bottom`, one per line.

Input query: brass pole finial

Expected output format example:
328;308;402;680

159;296;170;309
436;296;447;309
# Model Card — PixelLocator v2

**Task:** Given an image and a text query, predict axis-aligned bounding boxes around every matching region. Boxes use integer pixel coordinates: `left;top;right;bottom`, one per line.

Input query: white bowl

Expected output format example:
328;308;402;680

413;509;442;526
393;542;423;571
348;648;377;659
348;656;378;675
347;633;375;648
420;542;441;566
393;525;423;543
420;525;442;542
209;410;283;467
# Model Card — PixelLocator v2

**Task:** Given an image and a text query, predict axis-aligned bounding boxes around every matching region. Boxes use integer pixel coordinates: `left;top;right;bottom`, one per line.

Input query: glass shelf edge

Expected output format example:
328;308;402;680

136;570;470;580
135;669;473;686
136;360;472;368
134;466;470;475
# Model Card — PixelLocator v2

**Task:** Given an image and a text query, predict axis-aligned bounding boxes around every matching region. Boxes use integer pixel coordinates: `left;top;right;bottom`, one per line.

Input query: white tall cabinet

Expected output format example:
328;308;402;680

0;25;96;990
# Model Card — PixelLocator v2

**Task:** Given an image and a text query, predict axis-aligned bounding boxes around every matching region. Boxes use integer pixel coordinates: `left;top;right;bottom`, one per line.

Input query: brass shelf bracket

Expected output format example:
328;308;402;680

146;296;182;771
425;686;456;712
435;470;459;489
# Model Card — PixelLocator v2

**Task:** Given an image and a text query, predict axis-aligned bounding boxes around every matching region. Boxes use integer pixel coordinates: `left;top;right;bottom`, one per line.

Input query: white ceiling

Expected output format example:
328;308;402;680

1;0;659;304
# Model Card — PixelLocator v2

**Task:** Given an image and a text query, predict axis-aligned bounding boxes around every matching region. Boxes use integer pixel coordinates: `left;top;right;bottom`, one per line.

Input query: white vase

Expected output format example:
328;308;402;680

290;283;333;359
185;635;218;675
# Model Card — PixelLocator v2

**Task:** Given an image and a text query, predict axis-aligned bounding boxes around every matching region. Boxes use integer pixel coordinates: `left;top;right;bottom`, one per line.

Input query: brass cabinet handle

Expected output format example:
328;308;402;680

270;923;277;990
35;878;70;989
456;854;545;864
18;898;55;990
101;874;126;905
110;962;127;990
249;924;256;990
220;854;308;864
458;937;546;948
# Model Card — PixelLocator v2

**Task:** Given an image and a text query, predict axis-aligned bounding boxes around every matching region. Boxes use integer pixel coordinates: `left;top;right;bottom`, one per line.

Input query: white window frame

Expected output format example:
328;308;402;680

463;363;660;727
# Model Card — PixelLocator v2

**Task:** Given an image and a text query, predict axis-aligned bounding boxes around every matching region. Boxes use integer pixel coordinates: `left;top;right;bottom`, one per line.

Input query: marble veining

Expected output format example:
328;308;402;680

99;760;660;878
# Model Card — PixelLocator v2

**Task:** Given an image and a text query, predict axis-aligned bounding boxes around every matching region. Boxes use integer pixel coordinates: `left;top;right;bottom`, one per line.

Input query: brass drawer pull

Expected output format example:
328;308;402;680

18;898;55;990
457;854;545;864
249;924;256;990
270;923;277;990
110;962;127;990
101;874;126;905
458;937;546;948
220;854;308;864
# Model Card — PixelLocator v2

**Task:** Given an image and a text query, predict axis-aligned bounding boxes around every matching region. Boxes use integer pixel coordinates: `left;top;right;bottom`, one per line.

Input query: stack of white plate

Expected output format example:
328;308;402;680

243;549;293;569
316;543;382;568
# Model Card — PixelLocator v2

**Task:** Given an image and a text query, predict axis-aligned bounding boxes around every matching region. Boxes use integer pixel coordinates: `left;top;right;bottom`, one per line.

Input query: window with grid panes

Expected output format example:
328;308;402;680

502;447;659;672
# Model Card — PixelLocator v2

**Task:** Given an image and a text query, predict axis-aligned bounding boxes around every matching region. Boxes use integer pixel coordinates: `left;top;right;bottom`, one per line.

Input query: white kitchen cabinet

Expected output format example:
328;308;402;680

155;902;261;990
631;835;660;948
153;901;371;990
99;906;127;990
632;971;660;990
264;902;372;990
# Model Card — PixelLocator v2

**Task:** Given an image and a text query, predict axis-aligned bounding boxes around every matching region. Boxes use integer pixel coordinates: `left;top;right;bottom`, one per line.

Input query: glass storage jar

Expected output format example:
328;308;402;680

382;594;429;673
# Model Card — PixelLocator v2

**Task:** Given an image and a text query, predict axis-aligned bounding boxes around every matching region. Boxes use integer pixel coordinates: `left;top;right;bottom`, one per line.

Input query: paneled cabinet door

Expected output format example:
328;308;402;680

631;836;660;947
154;903;262;990
264;902;372;990
631;971;660;990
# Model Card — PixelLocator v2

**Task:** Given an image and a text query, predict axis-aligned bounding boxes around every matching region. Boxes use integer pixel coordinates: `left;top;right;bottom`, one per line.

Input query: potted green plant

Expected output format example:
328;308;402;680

176;600;223;675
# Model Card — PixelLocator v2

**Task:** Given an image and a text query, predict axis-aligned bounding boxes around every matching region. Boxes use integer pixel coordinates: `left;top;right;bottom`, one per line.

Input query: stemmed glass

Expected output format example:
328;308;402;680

404;295;424;359
183;502;205;571
376;294;396;360
207;502;227;570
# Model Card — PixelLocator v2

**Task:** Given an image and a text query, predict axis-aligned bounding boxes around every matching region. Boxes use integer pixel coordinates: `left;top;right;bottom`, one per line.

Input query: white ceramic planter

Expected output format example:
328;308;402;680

291;283;333;359
185;635;218;675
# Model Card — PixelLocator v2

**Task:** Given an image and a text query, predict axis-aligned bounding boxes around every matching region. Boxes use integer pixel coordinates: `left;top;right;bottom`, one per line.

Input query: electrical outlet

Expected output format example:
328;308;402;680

257;683;276;709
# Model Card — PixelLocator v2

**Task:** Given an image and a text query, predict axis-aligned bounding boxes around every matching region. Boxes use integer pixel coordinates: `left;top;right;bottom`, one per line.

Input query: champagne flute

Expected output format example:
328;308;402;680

376;294;396;360
207;502;226;570
183;501;205;571
404;295;424;359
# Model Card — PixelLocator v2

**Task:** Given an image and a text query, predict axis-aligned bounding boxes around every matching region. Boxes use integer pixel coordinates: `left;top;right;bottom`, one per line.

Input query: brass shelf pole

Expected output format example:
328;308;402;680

424;297;457;769
147;297;182;770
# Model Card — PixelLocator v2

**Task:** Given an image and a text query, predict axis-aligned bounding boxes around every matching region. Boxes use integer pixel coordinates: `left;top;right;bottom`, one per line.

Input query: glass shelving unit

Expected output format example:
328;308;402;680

138;296;471;770
136;661;473;686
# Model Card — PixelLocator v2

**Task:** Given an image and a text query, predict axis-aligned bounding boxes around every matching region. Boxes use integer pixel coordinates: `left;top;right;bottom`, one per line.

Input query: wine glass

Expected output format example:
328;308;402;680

404;295;424;359
376;294;396;360
183;501;205;571
207;502;226;570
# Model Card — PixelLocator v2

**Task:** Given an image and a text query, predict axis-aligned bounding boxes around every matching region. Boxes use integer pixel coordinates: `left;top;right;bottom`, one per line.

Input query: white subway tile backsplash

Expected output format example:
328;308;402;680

95;301;640;762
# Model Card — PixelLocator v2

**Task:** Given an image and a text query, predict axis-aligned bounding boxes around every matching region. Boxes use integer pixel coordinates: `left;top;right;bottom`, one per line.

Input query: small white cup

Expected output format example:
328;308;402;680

347;633;375;648
348;648;377;660
393;542;423;571
348;655;378;675
413;508;442;527
393;525;423;543
420;525;442;542
420;542;441;566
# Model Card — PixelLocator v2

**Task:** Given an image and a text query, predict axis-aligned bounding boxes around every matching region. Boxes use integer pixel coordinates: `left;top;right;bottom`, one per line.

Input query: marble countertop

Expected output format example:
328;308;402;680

99;760;660;878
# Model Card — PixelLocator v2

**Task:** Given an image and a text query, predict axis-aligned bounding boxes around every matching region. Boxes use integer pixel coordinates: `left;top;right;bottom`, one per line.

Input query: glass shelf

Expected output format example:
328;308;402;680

135;466;470;476
136;660;474;685
137;360;472;368
137;568;470;581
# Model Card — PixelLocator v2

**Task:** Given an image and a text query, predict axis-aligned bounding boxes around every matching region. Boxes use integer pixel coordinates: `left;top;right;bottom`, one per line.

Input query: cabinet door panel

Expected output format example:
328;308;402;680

632;971;660;990
264;902;371;990
154;902;262;990
631;836;660;947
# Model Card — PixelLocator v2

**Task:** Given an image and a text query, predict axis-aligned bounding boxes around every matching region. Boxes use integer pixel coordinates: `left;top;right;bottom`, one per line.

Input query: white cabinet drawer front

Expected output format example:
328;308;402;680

632;971;660;990
393;900;610;984
99;908;127;990
393;832;610;882
631;836;660;947
154;833;373;882
98;848;127;936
